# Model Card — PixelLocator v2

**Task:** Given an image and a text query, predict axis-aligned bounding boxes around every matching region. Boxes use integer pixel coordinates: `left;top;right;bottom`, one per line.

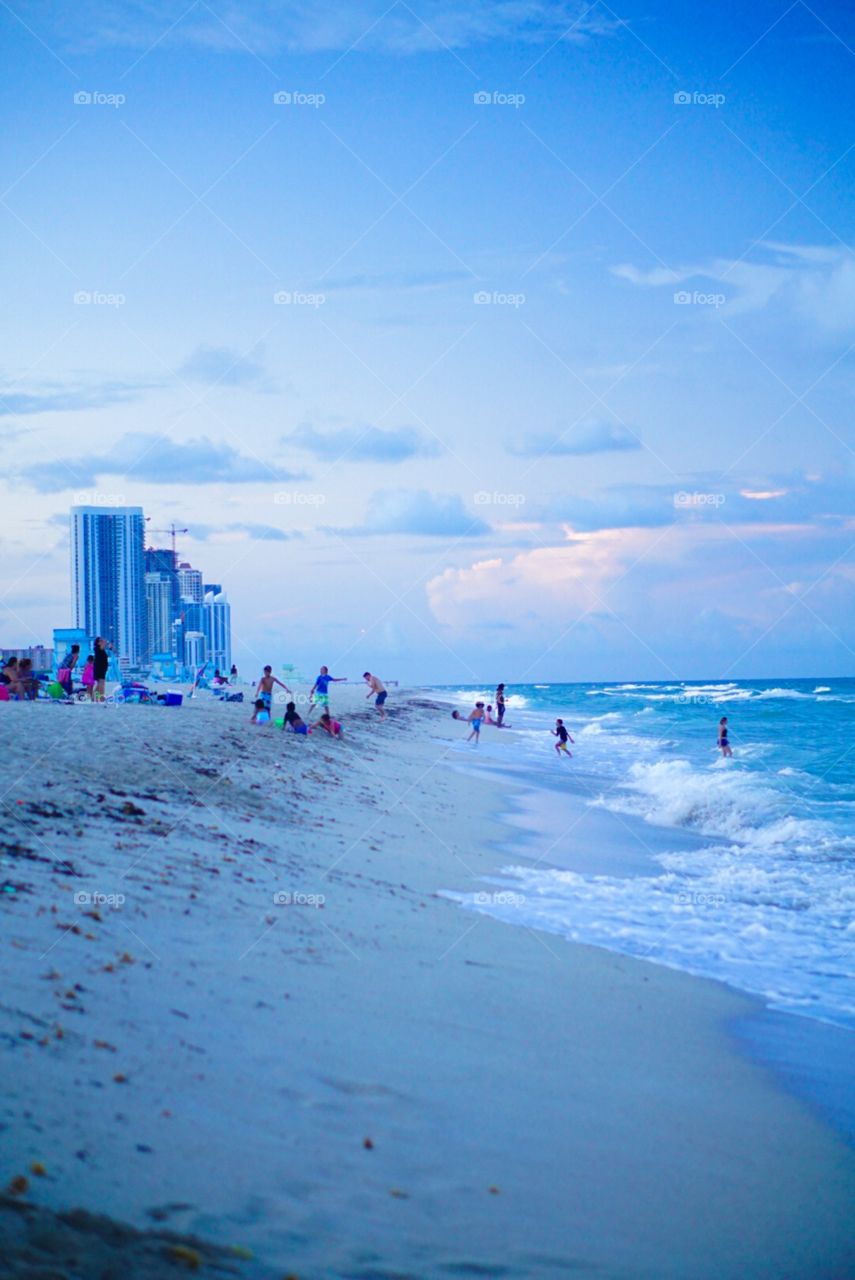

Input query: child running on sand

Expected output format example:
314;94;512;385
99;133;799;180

313;711;343;738
363;672;387;720
256;665;292;715
452;702;486;744
718;716;733;758
283;701;309;735
552;718;574;757
311;665;346;710
251;699;271;725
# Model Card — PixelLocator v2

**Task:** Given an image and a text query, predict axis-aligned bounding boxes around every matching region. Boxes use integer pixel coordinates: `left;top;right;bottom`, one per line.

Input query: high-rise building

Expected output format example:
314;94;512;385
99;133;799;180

177;562;203;603
183;630;207;669
145;572;174;658
71;506;147;667
203;591;231;673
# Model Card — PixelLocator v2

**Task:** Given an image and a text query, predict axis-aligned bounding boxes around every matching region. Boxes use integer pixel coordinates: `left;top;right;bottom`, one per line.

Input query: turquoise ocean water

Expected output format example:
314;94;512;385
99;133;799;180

438;678;855;1032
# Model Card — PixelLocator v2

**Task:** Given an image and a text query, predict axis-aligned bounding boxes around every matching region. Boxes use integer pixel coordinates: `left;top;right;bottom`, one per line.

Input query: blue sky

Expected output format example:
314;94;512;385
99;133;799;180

1;0;853;681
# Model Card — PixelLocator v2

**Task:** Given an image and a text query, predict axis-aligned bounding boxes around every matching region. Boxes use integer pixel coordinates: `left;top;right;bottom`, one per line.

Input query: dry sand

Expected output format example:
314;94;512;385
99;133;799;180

1;684;853;1279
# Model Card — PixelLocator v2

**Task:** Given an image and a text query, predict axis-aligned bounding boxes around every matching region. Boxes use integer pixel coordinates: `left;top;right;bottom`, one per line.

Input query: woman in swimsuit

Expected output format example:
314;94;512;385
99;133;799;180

718;716;733;758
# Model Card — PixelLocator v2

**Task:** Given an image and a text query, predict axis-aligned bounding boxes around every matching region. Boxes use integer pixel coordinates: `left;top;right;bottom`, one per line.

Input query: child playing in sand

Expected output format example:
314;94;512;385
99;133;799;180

81;654;96;701
363;672;387;720
313;710;343;738
311;665;346;710
552;718;574;757
252;698;271;725
283;701;309;735
718;716;733;758
256;665;292;715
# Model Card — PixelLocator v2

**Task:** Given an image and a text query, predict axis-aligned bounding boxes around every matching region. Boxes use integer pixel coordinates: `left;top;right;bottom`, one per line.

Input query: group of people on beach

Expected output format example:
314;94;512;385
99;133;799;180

454;685;576;756
1;637;114;702
250;667;388;739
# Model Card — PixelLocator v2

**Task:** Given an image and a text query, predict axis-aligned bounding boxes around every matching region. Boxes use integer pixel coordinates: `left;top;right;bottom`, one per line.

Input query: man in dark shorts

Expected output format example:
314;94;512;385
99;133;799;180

495;683;506;727
363;672;387;720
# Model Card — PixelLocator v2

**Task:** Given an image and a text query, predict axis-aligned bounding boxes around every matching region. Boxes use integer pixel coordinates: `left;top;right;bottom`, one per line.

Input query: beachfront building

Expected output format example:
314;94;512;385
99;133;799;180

71;506;148;668
203;591;231;673
145;572;174;660
0;644;53;672
177;563;203;603
183;630;207;669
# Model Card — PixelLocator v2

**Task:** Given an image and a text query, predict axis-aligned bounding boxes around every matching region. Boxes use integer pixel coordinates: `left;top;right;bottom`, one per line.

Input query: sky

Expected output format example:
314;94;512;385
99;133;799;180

1;0;854;683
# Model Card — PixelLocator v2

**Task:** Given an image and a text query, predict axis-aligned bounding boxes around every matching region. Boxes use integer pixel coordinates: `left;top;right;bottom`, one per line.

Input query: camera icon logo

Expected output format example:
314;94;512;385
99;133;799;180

673;290;691;304
273;91;292;105
673;91;691;105
473;290;491;304
273;291;291;304
473;91;491;105
74;91;92;105
73;290;92;304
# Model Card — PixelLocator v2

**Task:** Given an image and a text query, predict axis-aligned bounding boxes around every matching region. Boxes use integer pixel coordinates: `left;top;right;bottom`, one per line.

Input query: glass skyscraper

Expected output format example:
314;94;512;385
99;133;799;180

71;506;148;667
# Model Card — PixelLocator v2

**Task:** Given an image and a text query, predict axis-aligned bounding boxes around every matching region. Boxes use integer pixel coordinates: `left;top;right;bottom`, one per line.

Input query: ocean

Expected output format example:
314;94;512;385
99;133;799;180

438;678;855;1033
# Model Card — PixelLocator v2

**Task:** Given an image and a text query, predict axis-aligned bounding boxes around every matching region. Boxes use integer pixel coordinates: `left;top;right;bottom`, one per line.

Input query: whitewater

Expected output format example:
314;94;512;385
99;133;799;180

439;678;855;1030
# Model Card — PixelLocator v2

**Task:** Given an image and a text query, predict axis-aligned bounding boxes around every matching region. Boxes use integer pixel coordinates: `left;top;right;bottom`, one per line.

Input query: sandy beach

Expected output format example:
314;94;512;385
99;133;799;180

1;686;854;1279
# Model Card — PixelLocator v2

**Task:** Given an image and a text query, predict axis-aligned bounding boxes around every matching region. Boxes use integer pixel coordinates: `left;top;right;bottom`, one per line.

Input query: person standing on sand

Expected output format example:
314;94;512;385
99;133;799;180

718;716;733;758
363;672;387;720
311;665;346;711
256;665;292;715
495;683;507;727
58;644;80;697
81;654;96;701
93;637;113;701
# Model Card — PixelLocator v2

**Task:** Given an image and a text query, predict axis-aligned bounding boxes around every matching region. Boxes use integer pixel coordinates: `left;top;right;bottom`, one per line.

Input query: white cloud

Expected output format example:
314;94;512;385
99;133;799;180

613;242;855;333
330;488;489;537
509;419;641;457
289;423;439;462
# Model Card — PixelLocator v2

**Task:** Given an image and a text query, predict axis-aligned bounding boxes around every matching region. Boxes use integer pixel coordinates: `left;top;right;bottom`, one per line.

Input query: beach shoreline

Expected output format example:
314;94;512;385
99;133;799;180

1;687;854;1278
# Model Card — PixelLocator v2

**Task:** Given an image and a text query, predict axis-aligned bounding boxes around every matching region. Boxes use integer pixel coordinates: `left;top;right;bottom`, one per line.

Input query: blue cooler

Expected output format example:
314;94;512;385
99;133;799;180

165;691;183;707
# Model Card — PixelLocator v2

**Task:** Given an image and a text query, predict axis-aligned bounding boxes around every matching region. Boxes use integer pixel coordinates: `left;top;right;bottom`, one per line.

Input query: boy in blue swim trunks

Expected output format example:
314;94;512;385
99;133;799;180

469;702;486;744
256;665;292;715
311;665;346;710
363;672;387;720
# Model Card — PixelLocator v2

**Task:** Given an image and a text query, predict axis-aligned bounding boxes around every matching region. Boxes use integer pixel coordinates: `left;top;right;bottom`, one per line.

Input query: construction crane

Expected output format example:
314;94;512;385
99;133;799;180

145;520;189;561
